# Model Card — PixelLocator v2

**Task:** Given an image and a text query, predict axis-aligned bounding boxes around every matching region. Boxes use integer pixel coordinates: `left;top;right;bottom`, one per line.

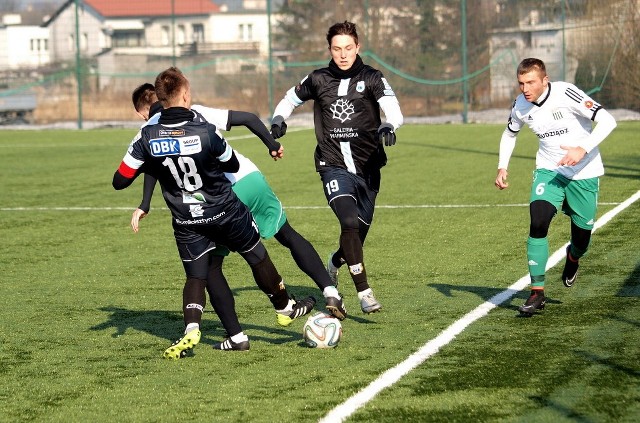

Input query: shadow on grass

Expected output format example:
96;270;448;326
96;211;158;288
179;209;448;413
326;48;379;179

427;282;563;313
572;349;640;378
90;306;303;346
231;283;380;325
528;395;593;422
617;260;640;297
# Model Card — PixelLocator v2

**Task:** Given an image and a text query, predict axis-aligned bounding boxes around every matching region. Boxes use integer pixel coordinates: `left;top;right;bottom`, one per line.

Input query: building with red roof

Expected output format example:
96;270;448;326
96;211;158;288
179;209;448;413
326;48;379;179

44;0;225;63
39;0;285;98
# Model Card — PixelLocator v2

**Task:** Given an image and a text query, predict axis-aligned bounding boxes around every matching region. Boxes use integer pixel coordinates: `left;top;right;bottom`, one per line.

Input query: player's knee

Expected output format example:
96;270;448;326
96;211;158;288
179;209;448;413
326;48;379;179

529;200;555;238
339;216;359;230
529;220;550;238
274;221;298;247
240;241;267;266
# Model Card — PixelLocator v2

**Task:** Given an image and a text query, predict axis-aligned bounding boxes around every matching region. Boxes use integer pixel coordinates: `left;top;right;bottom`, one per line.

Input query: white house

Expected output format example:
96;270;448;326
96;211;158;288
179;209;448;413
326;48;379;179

44;0;222;63
0;14;50;69
37;0;293;93
42;0;282;64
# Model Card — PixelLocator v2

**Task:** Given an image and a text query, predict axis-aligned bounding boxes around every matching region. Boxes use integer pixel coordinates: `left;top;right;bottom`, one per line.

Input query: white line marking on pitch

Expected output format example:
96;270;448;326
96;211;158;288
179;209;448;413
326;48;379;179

0;130;305;148
319;190;640;423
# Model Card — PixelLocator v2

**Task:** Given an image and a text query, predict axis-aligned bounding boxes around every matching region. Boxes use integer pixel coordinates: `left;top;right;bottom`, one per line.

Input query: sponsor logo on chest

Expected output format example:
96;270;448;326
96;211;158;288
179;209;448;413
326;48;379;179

535;128;569;139
150;135;202;156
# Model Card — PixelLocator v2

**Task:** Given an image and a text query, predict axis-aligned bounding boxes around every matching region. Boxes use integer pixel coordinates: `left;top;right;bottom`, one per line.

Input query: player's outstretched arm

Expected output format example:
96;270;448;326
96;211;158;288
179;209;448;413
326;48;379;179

228;110;281;159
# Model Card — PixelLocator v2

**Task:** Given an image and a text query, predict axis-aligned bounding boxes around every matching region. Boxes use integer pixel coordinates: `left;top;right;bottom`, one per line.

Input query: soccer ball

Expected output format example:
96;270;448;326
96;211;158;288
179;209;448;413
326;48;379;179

302;312;342;348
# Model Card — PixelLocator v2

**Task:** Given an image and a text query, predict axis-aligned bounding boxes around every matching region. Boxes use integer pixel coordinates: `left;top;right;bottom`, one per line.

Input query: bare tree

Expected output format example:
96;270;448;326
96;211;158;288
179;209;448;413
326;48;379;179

273;0;637;114
604;0;640;110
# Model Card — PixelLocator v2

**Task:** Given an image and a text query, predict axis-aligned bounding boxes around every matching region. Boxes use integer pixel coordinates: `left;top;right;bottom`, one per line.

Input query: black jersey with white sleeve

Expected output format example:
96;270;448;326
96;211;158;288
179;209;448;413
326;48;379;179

115;107;239;224
276;59;402;177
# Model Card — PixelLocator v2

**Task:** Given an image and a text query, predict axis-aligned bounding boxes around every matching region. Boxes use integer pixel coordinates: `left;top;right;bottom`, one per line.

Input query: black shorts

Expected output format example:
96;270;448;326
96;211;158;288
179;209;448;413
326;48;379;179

174;200;260;276
176;237;217;279
319;167;378;225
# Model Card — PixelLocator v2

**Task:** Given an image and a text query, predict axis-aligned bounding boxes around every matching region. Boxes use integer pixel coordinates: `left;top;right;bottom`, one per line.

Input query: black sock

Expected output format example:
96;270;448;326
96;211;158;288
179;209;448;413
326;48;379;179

275;221;333;290
244;249;289;310
183;276;206;326
340;228;369;292
206;256;242;337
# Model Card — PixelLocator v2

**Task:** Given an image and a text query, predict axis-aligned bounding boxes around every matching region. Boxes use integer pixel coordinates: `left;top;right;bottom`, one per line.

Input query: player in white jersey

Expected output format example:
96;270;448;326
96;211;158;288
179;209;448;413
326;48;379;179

494;58;617;316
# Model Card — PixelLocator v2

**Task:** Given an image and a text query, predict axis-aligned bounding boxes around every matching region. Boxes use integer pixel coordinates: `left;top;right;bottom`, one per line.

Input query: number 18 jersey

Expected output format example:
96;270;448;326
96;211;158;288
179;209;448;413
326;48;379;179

121;111;236;225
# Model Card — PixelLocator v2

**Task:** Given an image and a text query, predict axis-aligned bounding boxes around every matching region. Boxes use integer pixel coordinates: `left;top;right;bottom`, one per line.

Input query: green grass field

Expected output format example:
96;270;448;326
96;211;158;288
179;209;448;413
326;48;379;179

1;122;638;422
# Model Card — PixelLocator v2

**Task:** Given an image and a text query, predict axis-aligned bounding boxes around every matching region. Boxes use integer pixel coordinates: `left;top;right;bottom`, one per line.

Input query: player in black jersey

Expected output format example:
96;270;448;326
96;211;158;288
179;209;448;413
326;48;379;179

130;83;346;323
113;68;316;357
271;21;404;314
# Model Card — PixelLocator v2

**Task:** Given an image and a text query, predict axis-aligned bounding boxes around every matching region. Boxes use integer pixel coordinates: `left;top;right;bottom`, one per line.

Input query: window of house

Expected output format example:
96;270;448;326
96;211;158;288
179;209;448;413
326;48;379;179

161;26;170;46
68;34;74;52
30;39;35;51
43;39;48;51
238;23;253;41
246;23;253;41
192;23;204;43
112;30;144;47
82;33;88;51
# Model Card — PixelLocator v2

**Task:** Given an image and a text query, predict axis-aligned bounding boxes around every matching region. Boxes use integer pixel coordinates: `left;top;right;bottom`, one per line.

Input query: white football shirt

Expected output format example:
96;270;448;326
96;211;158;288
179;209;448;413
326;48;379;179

506;81;605;179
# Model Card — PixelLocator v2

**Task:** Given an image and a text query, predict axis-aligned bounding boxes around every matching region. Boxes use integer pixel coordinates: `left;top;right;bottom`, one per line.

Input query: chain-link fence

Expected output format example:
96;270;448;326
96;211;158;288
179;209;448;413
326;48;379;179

0;0;637;127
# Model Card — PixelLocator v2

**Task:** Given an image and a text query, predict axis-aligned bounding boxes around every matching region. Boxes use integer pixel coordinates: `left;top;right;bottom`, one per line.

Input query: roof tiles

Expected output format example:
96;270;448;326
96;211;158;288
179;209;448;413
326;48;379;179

84;0;220;18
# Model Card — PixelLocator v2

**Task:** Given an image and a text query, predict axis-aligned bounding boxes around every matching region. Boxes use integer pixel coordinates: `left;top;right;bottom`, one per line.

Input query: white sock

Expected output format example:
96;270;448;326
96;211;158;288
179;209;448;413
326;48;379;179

323;286;340;299
230;332;248;343
357;288;373;300
185;323;199;334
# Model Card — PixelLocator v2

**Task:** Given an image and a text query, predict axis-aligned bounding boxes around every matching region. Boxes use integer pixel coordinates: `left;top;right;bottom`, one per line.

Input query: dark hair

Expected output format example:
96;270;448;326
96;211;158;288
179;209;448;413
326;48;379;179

131;83;156;112
326;21;358;47
517;58;546;76
154;67;188;105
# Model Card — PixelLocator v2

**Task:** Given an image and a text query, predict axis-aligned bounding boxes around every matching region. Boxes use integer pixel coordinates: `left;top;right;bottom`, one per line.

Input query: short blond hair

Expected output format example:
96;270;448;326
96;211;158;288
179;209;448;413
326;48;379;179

517;58;546;77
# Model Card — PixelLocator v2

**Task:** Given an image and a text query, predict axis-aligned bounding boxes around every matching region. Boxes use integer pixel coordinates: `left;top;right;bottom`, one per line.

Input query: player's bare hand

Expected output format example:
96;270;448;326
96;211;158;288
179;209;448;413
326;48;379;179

131;208;147;233
557;145;586;167
495;168;509;190
271;146;284;161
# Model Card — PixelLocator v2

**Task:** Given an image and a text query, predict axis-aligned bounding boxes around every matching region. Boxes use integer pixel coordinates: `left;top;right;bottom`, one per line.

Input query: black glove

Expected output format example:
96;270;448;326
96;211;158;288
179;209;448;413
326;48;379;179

377;123;396;146
271;115;287;139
